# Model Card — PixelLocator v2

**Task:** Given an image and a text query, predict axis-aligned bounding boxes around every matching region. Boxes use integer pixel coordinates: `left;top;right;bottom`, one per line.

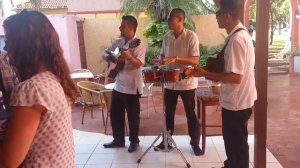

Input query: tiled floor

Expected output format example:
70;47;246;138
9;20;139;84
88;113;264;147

74;130;282;168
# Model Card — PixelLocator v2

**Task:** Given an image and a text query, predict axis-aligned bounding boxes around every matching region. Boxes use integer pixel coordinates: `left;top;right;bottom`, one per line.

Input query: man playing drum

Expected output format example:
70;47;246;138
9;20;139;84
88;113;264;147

152;8;201;156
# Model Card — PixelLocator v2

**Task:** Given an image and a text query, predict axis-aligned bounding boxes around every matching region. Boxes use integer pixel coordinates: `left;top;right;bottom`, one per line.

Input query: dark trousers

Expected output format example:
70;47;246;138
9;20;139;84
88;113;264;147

222;107;252;168
110;90;140;144
164;88;200;146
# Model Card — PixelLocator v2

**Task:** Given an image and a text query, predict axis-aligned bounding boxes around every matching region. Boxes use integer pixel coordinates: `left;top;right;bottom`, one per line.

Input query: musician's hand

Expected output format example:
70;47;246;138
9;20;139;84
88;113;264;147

103;50;116;62
191;66;206;77
163;56;177;64
121;50;132;60
151;58;163;65
183;68;194;78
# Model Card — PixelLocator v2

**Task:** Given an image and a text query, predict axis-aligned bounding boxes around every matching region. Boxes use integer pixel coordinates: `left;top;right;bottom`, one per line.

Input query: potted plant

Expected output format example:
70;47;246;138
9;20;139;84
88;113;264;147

293;46;300;73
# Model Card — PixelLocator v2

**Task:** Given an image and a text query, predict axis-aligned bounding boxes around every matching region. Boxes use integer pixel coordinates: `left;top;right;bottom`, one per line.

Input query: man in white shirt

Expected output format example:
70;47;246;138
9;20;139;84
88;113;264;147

102;15;146;153
188;0;257;167
152;8;201;156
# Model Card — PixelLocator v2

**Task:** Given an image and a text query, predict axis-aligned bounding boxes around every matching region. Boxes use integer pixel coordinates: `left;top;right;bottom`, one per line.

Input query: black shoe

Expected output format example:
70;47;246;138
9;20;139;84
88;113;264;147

192;145;202;156
154;141;172;151
103;141;125;148
128;143;139;153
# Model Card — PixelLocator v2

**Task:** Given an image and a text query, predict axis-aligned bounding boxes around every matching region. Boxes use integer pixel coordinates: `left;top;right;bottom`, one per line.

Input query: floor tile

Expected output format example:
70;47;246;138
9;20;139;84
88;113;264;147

138;163;165;168
75;144;97;154
86;153;114;164
111;163;138;168
193;162;224;168
75;154;90;165
84;164;111;168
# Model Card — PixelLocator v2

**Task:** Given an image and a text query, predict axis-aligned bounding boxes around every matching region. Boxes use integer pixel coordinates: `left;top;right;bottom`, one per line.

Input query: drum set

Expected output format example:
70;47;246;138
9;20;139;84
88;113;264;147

137;66;191;168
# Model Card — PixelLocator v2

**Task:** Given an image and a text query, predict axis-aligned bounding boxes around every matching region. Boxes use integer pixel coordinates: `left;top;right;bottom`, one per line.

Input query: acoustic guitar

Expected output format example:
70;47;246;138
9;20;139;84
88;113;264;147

107;38;141;80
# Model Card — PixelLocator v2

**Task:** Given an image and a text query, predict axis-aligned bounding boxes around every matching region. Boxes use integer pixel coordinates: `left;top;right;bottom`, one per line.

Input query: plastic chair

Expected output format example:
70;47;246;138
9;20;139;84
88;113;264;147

140;83;156;118
99;89;128;135
77;81;106;124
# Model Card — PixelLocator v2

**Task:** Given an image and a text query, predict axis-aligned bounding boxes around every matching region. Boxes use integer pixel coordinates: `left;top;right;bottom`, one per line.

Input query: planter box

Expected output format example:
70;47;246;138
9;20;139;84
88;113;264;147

294;56;300;72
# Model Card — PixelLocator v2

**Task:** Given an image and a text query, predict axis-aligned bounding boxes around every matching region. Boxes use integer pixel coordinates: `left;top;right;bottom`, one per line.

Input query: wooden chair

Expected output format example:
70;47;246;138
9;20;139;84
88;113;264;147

77;81;106;124
196;85;221;155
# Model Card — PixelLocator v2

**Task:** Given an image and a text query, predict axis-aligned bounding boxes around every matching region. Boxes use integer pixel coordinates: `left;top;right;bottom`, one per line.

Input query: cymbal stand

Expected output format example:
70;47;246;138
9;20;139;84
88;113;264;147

137;71;191;168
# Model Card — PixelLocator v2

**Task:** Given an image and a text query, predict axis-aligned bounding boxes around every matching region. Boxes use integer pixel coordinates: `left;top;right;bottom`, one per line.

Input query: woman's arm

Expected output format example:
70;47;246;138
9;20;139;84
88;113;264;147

0;105;45;168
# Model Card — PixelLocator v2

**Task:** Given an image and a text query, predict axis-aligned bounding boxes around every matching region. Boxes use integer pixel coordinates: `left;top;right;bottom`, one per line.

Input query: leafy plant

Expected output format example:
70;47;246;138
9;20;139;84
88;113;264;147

199;44;224;66
293;45;300;56
143;20;169;48
144;47;160;67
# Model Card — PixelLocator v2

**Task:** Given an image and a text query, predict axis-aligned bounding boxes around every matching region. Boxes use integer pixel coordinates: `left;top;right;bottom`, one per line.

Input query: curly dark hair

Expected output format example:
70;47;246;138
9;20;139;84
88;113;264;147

3;10;77;102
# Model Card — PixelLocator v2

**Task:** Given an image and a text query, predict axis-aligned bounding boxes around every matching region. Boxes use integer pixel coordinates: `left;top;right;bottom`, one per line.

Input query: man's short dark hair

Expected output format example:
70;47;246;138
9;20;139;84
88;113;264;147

220;0;244;20
170;8;186;21
122;15;138;33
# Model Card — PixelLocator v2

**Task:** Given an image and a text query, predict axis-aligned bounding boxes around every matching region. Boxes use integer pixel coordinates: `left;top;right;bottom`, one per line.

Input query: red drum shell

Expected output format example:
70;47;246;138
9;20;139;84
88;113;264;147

163;69;180;82
143;69;161;82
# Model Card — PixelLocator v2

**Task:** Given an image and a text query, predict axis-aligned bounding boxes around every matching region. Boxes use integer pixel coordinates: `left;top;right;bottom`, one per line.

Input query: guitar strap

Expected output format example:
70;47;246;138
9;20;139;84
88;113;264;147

218;28;245;59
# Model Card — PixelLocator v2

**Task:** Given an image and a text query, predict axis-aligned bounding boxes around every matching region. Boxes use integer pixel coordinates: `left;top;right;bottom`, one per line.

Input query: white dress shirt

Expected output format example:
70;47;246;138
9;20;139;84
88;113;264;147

160;28;199;90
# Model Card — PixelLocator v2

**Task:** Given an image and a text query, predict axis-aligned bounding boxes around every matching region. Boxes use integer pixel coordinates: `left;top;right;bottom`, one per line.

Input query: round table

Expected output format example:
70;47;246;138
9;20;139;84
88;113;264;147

105;83;115;90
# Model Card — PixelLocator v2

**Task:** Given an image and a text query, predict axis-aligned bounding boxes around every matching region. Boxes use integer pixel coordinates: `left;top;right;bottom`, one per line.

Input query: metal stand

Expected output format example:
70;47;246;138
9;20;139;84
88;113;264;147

137;72;191;168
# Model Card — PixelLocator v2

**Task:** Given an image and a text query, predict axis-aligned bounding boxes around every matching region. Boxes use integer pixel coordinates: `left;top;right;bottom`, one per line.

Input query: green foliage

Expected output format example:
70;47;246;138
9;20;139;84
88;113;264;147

143;20;169;48
293;45;300;56
144;47;160;67
199;44;224;66
199;44;209;66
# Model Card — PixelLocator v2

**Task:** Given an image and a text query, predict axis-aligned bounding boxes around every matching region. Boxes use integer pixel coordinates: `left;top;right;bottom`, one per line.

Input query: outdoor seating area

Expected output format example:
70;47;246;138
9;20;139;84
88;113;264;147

71;73;300;168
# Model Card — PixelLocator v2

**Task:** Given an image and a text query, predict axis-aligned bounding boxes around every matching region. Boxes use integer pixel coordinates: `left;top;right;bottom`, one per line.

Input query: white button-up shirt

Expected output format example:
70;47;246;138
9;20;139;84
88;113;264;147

161;28;199;90
220;23;257;110
104;37;146;94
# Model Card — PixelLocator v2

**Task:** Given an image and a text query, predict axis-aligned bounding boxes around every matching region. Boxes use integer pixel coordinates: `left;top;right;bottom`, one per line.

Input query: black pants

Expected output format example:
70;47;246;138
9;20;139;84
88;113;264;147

222;107;252;168
164;88;200;146
110;90;140;144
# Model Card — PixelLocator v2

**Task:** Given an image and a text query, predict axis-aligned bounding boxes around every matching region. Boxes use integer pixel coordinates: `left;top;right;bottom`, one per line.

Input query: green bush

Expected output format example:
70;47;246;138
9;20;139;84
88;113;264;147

199;44;223;66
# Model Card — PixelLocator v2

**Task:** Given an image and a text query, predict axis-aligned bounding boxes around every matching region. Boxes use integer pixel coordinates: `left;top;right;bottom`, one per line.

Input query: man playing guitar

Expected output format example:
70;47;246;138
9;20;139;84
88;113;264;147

102;15;146;153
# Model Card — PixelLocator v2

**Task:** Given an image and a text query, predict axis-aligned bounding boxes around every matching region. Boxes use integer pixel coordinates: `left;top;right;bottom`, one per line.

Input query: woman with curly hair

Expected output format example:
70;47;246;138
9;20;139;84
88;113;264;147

0;10;77;167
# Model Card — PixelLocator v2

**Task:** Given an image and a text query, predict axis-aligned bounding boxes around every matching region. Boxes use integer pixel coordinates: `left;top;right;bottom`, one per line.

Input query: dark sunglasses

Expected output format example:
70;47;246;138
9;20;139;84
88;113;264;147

215;10;229;17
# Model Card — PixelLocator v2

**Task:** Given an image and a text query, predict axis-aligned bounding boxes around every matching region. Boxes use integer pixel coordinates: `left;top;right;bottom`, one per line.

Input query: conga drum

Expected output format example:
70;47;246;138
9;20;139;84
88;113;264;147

142;67;161;83
162;68;180;82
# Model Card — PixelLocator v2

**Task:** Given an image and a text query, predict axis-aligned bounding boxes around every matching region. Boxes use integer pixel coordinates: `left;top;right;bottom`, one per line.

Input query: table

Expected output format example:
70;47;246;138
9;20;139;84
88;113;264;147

70;69;94;79
105;83;115;90
196;89;221;155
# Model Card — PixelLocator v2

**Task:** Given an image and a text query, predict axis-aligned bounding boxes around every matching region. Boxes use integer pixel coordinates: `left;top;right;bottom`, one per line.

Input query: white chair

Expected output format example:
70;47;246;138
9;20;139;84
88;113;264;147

140;83;156;118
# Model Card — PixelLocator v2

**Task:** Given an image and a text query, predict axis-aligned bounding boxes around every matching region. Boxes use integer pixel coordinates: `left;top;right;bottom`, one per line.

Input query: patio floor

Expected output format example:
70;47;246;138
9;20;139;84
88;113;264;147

72;73;300;168
74;131;281;168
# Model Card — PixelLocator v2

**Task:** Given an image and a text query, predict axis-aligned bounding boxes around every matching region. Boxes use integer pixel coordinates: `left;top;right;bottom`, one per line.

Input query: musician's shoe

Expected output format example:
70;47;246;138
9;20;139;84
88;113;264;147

154;141;172;151
103;141;125;148
192;145;202;156
128;143;139;153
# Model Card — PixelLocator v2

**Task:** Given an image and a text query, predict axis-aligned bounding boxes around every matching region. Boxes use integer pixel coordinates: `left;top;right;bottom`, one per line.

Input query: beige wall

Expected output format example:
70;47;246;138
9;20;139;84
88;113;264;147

68;0;121;13
193;15;227;47
83;15;226;74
